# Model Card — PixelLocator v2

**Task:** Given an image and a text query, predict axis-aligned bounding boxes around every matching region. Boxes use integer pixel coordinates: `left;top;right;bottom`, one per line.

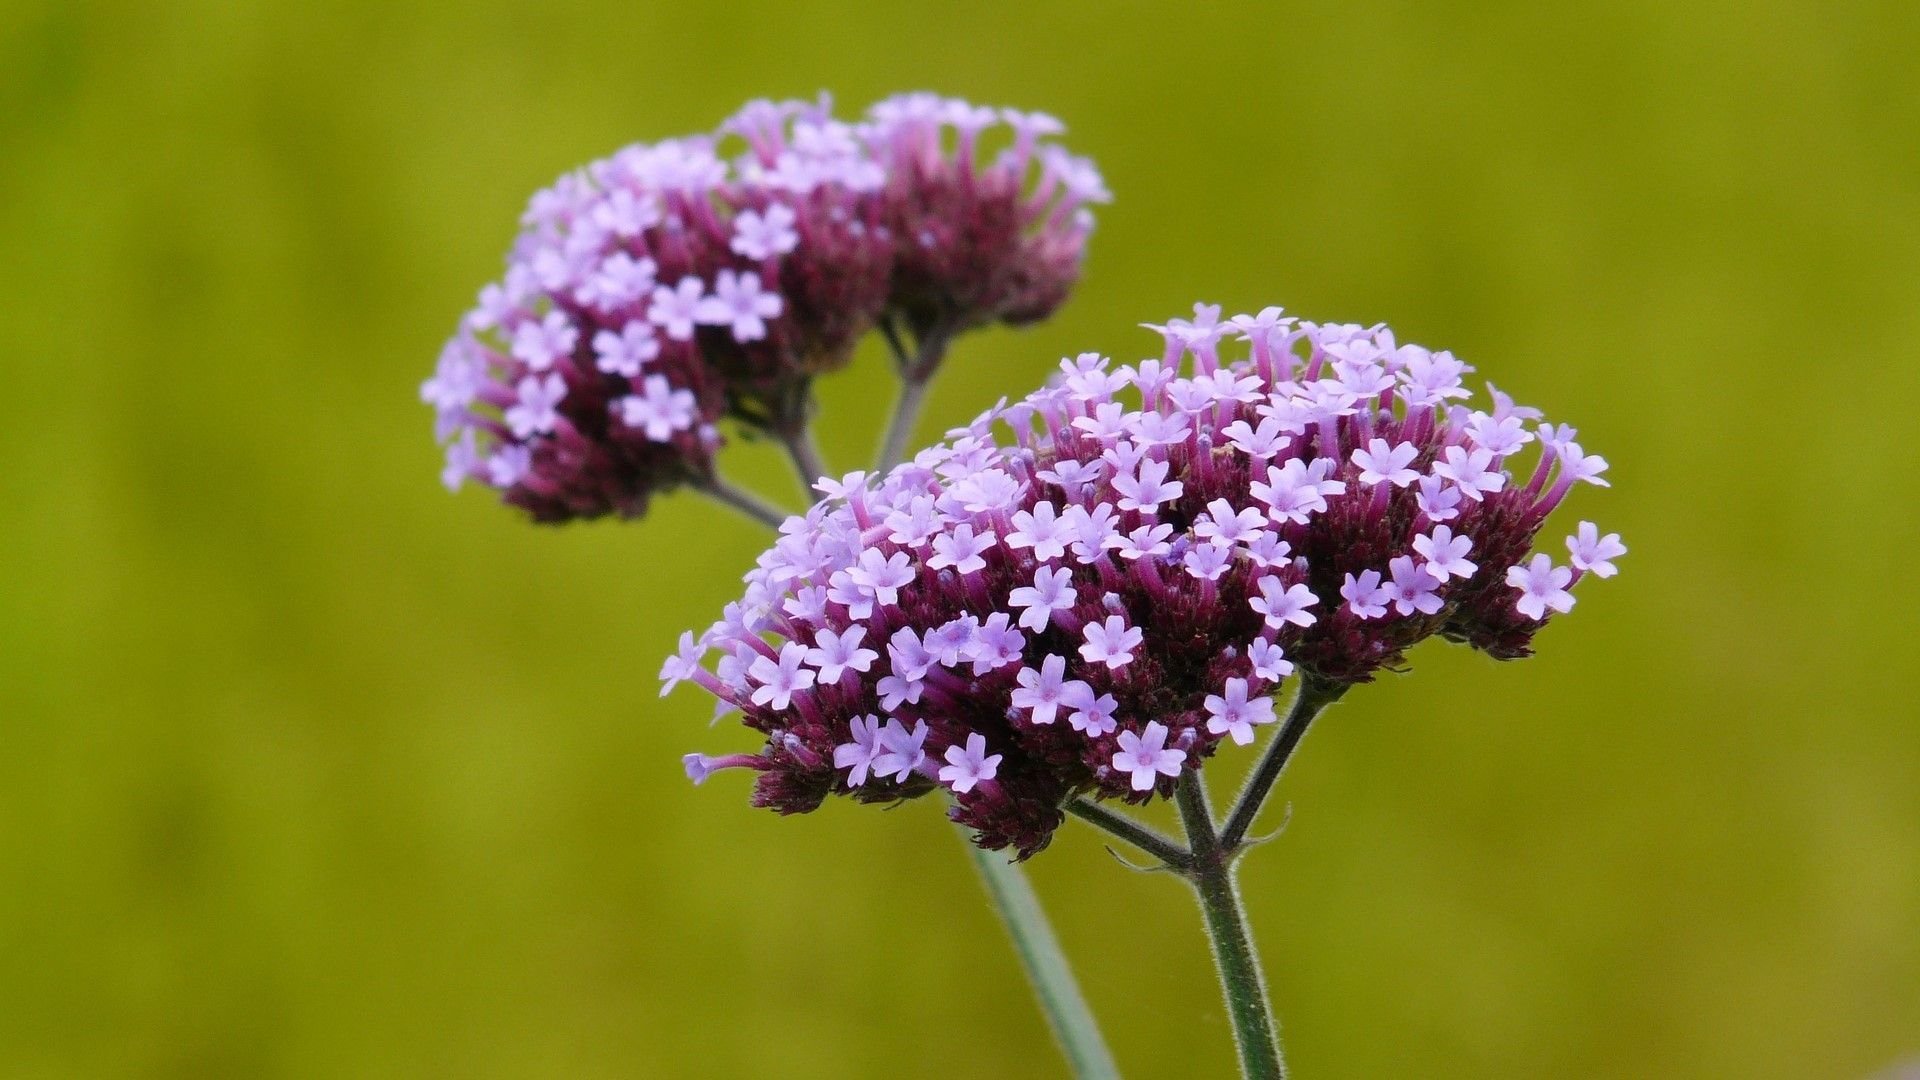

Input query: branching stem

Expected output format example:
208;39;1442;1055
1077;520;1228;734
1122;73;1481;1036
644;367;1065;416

1177;772;1286;1080
1219;679;1345;853
1067;798;1191;870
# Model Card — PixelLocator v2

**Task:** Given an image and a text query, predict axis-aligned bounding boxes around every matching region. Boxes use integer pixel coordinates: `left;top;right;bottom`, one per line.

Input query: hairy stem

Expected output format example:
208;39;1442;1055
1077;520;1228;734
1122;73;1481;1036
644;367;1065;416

965;839;1122;1080
1177;773;1286;1080
1219;679;1345;853
1067;797;1191;869
695;475;790;530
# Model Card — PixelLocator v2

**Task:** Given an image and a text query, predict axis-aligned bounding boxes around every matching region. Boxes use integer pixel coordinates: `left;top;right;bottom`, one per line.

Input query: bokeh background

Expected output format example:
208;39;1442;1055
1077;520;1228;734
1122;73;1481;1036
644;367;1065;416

4;1;1918;1076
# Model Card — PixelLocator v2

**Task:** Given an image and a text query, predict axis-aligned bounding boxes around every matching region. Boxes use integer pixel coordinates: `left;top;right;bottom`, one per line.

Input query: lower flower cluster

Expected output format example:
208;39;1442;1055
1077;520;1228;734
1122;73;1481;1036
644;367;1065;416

670;305;1623;856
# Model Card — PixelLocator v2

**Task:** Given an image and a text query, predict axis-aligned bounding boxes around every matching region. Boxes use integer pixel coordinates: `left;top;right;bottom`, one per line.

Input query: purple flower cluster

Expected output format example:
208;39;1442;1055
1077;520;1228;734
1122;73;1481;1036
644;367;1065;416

670;305;1623;856
423;94;1107;522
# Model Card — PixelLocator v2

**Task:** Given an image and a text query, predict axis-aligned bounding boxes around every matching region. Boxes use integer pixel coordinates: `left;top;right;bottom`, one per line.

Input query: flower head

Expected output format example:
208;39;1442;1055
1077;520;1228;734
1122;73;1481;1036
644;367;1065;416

428;92;1104;522
674;305;1618;855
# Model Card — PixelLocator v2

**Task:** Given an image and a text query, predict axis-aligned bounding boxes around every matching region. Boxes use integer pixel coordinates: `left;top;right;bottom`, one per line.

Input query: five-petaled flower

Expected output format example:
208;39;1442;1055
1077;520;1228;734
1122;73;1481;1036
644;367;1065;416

1113;722;1185;792
1506;555;1577;620
939;733;1003;794
1204;678;1278;746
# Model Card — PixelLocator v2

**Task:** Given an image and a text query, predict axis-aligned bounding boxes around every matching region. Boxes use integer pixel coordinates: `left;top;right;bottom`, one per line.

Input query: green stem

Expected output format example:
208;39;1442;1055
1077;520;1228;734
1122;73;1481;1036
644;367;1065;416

875;318;955;472
1219;679;1345;852
1067;797;1191;870
694;475;790;530
877;372;934;473
779;424;831;497
963;834;1122;1080
1176;773;1286;1080
871;321;1115;1076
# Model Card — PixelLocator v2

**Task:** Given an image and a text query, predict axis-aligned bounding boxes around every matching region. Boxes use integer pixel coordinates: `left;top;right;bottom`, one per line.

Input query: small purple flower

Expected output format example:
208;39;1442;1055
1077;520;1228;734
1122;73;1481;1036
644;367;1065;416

1065;688;1119;737
1434;446;1506;502
1006;501;1071;562
1415;473;1463;522
1113;722;1185;792
929;524;995;574
1249;640;1294;682
833;714;886;787
872;719;929;783
486;444;530;488
1352;438;1420;488
1383;556;1445;617
805;626;878;684
1567;521;1626;578
748;642;816;711
1112;458;1183;513
1009;566;1079;633
730;203;800;261
511;311;578;372
1079;615;1142;670
1204;678;1277;746
504;374;566;439
1012;654;1084;727
1413;525;1477;581
577;251;658;311
694;269;784;343
1506;555;1576;620
647;276;708;342
439;432;479;492
939;733;1003;794
1340;570;1392;620
616;376;698;442
1252;578;1318;629
592;323;660;377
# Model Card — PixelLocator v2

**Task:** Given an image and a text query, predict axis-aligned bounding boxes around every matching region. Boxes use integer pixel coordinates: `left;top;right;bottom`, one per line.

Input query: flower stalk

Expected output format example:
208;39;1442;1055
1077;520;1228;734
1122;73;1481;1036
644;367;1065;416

1221;678;1345;850
777;414;832;495
965;841;1122;1080
884;315;1117;1078
692;474;791;530
1060;681;1348;1078
1177;770;1286;1080
876;316;957;472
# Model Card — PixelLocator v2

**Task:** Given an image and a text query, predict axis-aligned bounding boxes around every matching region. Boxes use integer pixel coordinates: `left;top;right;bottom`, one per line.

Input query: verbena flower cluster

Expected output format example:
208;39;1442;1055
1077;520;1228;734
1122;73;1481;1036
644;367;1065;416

669;305;1624;856
422;94;1109;521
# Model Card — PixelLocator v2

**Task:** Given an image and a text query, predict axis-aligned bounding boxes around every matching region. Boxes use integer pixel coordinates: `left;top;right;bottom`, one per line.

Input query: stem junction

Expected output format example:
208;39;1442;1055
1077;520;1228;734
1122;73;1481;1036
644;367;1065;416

1064;680;1347;1080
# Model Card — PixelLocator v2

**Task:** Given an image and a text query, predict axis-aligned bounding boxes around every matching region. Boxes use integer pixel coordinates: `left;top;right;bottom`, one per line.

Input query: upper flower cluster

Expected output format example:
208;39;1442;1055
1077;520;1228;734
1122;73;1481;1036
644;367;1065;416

670;305;1623;856
423;93;1109;522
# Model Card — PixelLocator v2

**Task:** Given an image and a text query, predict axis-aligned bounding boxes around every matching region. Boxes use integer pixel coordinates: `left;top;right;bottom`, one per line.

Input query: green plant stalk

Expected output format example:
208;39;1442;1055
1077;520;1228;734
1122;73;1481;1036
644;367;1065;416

859;325;1118;1077
964;836;1122;1080
1176;773;1286;1080
875;317;957;472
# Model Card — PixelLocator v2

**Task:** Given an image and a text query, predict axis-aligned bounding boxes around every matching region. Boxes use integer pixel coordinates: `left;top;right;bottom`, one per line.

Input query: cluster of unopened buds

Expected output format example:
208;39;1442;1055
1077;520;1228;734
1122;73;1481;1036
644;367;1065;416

673;306;1624;856
421;93;1107;522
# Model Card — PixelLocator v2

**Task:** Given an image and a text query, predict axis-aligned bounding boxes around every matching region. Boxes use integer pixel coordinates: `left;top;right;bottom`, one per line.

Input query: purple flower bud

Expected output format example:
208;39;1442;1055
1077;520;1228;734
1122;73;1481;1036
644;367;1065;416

863;93;1107;339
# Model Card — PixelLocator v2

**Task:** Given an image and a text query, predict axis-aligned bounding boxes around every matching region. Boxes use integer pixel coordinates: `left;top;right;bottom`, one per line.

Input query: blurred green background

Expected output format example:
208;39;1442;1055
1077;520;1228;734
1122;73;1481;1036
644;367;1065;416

4;0;1917;1076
